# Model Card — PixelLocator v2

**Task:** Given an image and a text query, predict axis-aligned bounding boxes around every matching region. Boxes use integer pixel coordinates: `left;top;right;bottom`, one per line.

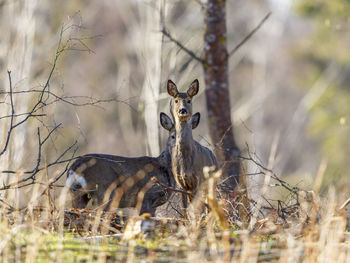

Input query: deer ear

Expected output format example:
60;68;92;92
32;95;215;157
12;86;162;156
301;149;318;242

187;79;199;97
160;112;174;131
167;80;178;97
191;112;200;129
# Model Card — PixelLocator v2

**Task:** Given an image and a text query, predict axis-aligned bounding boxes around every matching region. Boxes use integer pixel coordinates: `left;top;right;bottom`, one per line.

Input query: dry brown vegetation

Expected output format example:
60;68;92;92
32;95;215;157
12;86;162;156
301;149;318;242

0;158;349;262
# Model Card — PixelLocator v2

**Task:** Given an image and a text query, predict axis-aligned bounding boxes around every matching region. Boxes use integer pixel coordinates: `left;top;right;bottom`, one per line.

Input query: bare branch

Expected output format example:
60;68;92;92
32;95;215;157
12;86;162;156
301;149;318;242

161;27;205;64
34;128;42;174
0;113;46;121
50;143;79;186
0;88;135;111
229;12;271;57
239;142;301;195
0;20;134;191
0;71;15;156
153;177;195;198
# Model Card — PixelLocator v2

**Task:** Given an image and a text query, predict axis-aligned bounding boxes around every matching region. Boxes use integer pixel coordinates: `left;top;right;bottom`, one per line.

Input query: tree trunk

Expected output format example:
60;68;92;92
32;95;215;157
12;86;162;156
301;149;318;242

0;0;37;183
139;0;163;157
203;0;241;192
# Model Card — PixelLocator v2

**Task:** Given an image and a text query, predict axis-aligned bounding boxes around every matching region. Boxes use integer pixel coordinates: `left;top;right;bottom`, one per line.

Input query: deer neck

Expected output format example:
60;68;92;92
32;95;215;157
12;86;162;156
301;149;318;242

171;119;197;191
173;120;194;169
176;120;194;148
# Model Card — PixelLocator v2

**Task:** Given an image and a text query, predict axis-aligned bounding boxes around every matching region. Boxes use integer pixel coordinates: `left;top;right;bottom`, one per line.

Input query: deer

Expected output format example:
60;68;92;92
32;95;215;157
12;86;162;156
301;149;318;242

166;79;218;206
65;114;200;216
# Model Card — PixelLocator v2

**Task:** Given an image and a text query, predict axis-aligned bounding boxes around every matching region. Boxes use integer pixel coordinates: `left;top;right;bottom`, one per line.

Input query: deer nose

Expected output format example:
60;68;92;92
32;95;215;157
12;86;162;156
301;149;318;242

179;108;187;115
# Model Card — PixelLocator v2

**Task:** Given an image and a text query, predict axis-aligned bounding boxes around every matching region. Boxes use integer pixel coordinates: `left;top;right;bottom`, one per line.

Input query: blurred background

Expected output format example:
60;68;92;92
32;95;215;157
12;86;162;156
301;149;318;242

0;0;349;202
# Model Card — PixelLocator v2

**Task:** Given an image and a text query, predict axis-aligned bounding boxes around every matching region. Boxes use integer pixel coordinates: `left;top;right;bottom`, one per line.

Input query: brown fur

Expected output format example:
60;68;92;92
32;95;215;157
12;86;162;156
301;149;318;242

68;153;174;216
67;122;176;216
166;79;218;196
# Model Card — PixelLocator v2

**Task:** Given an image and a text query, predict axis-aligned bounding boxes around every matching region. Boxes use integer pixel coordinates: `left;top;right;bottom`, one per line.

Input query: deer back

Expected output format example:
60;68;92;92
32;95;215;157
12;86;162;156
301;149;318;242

67;153;174;215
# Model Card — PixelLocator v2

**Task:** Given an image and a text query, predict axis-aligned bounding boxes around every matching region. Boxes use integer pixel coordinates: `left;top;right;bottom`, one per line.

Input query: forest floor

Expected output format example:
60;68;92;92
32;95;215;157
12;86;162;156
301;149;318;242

0;193;349;263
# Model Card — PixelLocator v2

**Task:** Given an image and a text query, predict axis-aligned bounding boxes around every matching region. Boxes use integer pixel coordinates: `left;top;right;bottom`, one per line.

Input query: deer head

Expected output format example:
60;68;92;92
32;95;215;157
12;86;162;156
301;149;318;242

160;111;200;156
167;79;199;122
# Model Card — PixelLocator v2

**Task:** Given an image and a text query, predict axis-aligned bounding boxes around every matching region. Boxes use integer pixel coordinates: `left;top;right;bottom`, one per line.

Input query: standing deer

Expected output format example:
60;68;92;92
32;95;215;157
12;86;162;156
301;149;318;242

166;79;218;202
66;114;199;216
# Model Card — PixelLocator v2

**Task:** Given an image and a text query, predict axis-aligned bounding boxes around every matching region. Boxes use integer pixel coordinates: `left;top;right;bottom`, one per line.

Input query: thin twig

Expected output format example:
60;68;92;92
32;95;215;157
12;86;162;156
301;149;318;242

161;27;205;64
0;71;15;156
240;142;301;196
153;177;195;198
50;144;79;186
229;12;271;57
0;21;134;191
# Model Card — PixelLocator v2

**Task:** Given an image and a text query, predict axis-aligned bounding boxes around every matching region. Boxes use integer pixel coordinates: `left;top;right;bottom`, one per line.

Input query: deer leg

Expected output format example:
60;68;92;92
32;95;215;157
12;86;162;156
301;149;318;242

102;200;112;212
101;190;115;212
140;199;156;217
181;193;188;218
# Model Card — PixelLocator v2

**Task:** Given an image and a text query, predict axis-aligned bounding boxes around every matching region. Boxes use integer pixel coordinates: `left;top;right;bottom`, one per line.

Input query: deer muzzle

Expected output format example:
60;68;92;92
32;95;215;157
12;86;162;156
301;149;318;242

66;170;87;192
178;108;189;121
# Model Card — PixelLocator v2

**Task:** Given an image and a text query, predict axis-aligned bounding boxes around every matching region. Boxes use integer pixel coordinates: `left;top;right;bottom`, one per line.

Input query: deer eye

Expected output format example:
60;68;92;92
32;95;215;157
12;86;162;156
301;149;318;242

171;135;175;139
187;100;191;103
175;100;178;103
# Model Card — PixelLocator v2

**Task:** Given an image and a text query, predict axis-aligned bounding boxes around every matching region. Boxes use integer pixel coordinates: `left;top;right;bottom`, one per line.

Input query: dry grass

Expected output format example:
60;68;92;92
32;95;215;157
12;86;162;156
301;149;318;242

0;167;349;263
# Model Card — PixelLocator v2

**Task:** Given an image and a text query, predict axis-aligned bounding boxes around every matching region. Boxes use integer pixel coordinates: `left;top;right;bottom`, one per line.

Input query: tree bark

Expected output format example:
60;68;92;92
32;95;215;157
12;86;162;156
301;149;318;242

203;0;241;192
140;0;163;157
1;0;37;184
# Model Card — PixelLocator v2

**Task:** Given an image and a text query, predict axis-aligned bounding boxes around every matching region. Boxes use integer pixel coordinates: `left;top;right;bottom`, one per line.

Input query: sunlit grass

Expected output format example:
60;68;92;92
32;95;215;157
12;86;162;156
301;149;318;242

0;182;349;262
